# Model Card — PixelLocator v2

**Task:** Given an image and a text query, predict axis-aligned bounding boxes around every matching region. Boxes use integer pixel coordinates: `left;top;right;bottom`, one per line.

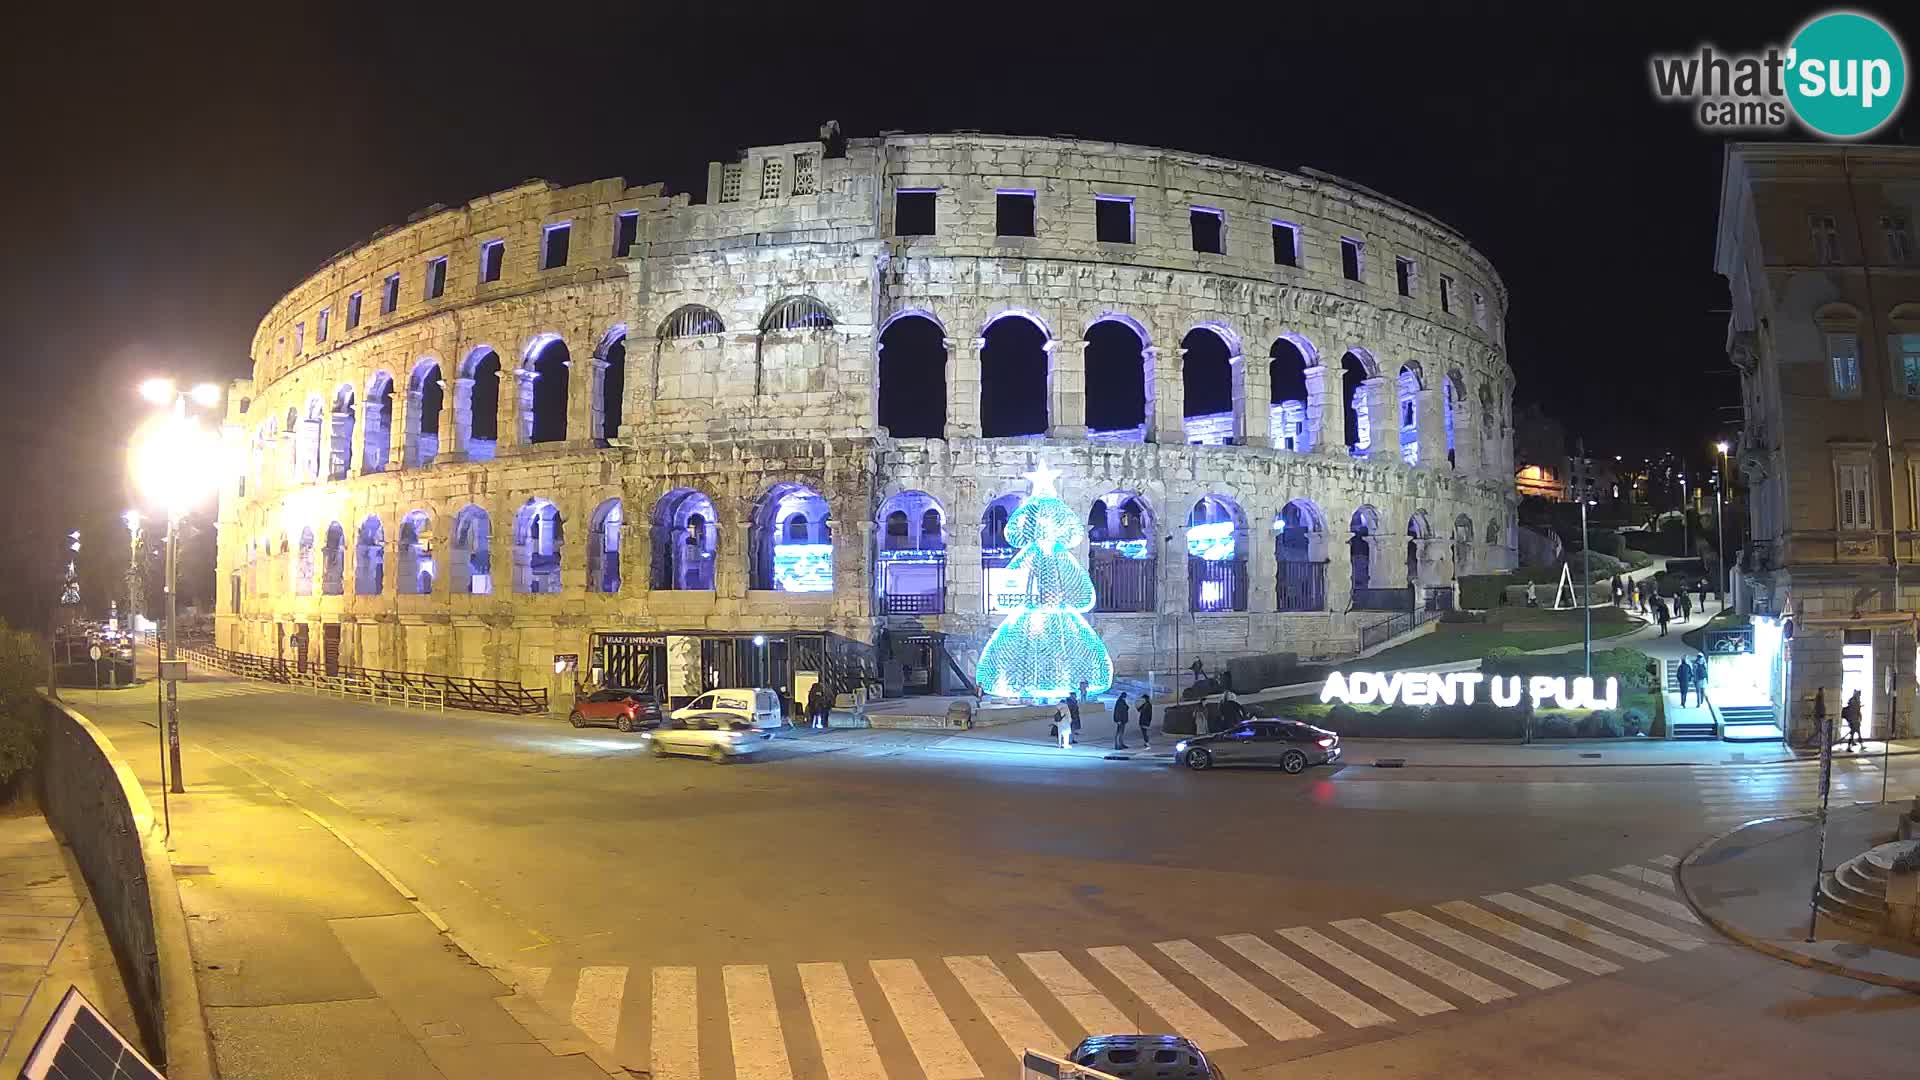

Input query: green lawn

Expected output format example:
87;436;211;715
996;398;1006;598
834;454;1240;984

1351;607;1640;670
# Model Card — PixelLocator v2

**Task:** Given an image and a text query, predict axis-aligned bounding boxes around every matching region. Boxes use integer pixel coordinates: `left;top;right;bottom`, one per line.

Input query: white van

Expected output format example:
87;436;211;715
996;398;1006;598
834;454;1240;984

669;688;786;729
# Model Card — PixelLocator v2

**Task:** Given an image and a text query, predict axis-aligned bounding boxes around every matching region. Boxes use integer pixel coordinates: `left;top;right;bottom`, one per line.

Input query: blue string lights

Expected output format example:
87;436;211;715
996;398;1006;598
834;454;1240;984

975;465;1114;700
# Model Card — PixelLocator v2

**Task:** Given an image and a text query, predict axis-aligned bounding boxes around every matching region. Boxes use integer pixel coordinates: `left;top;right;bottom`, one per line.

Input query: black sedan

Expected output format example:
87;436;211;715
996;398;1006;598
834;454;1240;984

1173;719;1341;772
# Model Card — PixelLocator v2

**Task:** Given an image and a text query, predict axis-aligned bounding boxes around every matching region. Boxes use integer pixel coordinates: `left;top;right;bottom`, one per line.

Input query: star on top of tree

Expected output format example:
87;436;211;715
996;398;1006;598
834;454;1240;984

1023;462;1062;499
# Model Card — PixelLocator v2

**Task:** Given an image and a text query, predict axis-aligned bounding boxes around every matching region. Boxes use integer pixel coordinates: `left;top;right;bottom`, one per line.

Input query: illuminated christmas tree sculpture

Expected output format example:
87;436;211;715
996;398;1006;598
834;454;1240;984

975;464;1114;700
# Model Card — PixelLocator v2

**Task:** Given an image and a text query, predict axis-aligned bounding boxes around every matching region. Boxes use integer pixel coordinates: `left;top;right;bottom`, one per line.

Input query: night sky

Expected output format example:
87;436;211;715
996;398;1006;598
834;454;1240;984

4;2;1914;626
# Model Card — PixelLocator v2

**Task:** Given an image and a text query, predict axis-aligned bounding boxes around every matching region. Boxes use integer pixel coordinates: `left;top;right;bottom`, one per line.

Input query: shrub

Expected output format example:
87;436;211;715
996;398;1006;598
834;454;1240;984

0;622;41;793
1458;573;1511;610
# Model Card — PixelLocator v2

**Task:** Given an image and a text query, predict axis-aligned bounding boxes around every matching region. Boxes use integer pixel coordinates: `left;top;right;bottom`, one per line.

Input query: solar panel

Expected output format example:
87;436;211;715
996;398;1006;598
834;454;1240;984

16;985;164;1080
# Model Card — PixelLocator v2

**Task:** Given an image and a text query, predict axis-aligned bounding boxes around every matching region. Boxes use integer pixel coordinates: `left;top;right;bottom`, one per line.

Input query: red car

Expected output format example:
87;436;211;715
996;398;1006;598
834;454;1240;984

568;689;663;732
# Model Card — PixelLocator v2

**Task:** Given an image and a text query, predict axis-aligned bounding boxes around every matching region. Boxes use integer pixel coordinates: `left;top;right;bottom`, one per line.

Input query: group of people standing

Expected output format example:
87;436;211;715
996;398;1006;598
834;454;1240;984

1051;681;1154;750
1674;653;1710;707
1610;574;1709;637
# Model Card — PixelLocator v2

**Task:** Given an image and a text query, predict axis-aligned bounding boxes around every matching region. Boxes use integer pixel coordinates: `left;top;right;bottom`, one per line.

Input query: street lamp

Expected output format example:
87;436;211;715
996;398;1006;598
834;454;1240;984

127;379;224;794
1714;441;1731;610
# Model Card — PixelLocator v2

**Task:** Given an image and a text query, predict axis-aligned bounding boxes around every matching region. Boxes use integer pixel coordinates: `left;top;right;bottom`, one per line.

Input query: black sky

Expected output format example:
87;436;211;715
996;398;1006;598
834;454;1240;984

3;1;1915;625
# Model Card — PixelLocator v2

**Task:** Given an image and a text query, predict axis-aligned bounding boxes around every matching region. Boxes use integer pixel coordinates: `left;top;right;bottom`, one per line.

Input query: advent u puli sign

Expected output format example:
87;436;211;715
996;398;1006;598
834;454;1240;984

1321;671;1620;710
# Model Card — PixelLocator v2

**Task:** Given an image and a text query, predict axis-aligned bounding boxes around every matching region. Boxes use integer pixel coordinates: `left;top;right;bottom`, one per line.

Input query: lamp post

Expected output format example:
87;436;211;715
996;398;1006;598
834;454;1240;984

123;510;144;632
129;377;224;795
1714;442;1730;610
1578;438;1591;681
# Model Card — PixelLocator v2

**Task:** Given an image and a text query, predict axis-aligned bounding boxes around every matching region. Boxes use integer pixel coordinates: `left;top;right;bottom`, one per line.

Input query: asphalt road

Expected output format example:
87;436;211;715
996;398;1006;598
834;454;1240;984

71;676;1920;1078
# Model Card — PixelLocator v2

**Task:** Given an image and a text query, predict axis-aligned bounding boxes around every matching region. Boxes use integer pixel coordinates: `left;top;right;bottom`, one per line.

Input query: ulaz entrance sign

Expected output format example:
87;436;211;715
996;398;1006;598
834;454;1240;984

1320;671;1620;710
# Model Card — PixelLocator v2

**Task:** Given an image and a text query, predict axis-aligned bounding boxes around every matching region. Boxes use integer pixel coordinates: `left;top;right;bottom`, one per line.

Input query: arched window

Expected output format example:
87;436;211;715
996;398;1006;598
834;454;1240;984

328;386;356;481
398;510;434;595
1186;496;1248;612
458;348;502;461
979;313;1049;438
756;298;836;401
1452;513;1475;577
321;522;346;595
296;527;315;595
1269;336;1315;452
1397;364;1423;466
1275;500;1328;611
410;361;443;467
300;397;325;480
761;296;834;332
450;506;491;595
752;483;833;592
354;516;385;595
981;492;1025;612
877;491;946;615
658;304;726;339
1479;383;1497;443
1444;370;1465;468
1181;326;1238;445
598;330;627;441
1349;506;1380;594
1085;317;1149;441
362;373;394;473
876;313;947;438
1342;350;1374;455
1088;490;1156;612
650;488;717;590
1407;510;1432;586
526;338;570;444
283;407;299;483
513;498;563;593
587;498;624;593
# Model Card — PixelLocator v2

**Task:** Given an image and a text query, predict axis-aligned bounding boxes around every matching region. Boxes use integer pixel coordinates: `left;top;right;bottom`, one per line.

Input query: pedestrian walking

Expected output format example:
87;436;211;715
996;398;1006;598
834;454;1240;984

1654;596;1670;636
1067;682;1084;739
1112;692;1131;750
1526;582;1539;608
1675;653;1695;707
1692;654;1710;707
1697;577;1710;612
1053;706;1072;749
1812;687;1830;750
806;681;827;731
1677;589;1692;622
1843;690;1865;751
1138;694;1153;747
1611;575;1624;606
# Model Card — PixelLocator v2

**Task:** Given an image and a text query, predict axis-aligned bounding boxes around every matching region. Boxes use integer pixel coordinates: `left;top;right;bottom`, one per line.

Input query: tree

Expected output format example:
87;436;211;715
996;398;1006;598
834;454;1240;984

0;620;41;795
975;465;1114;699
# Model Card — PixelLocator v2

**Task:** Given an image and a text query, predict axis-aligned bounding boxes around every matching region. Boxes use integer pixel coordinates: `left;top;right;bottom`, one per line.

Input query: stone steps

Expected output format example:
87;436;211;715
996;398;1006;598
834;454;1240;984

1818;840;1920;931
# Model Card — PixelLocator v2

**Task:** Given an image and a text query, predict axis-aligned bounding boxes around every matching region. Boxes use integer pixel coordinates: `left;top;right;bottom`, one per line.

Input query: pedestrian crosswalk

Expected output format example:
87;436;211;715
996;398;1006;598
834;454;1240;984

1690;761;1916;828
506;857;1707;1077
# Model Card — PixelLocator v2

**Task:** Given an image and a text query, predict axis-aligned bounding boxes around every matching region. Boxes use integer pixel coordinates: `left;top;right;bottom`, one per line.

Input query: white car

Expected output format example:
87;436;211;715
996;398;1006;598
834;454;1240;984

643;713;771;762
669;688;786;729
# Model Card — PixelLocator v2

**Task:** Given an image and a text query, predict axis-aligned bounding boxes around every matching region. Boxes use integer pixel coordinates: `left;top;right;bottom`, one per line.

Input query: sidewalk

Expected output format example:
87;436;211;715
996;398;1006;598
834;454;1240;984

0;809;138;1074
1678;802;1920;990
92;709;610;1079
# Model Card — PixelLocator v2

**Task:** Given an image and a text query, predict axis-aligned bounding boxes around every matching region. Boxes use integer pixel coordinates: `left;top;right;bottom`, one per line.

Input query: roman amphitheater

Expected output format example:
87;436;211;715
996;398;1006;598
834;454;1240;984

213;130;1516;709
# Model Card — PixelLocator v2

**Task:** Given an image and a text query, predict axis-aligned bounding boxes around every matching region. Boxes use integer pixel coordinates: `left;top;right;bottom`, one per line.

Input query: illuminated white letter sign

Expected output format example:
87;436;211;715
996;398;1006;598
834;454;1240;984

1322;672;1615;710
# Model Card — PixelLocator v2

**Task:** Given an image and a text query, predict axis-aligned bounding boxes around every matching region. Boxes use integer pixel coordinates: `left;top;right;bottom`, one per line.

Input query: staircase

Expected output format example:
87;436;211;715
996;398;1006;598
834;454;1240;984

1818;841;1920;931
1664;658;1719;740
1717;703;1783;742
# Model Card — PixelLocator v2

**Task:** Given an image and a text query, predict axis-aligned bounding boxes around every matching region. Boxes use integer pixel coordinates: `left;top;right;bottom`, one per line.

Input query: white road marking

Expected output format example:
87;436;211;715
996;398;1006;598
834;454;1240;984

945;955;1063;1063
1572;874;1704;924
1649;855;1680;868
1154;938;1320;1042
724;964;794;1080
1087;945;1244;1051
797;962;886;1080
509;964;551;998
1383;910;1569;990
1529;884;1704;951
868;959;982;1080
571;965;626;1052
1276;927;1452;1017
652;966;700;1080
1482;893;1666;962
1018;951;1132;1036
1436;901;1620;976
1330;918;1513;1004
1216;933;1394;1029
1609;865;1675;892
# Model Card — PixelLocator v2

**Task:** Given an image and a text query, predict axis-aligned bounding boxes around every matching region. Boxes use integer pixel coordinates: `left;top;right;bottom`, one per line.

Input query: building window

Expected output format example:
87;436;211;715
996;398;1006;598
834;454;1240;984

1190;207;1224;254
425;256;447;300
719;164;743;203
382;274;400;315
613;211;639;257
1811;213;1842;264
791;153;816;196
1272;221;1298;267
1839;460;1873;530
1885;216;1914;264
316;307;330;344
1395;256;1417;297
1829;332;1862;397
1340;237;1364;282
1472;291;1488;329
1095;196;1134;244
1439;275;1453;313
1901;334;1920;398
294;322;305;353
346;291;363;329
894;190;936;236
760;158;784;200
996;190;1035;237
480;239;504;283
542;223;571;270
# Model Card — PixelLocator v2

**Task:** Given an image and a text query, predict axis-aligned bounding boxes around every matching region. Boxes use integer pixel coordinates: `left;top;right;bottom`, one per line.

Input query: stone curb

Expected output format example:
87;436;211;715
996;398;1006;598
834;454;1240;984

1676;809;1920;995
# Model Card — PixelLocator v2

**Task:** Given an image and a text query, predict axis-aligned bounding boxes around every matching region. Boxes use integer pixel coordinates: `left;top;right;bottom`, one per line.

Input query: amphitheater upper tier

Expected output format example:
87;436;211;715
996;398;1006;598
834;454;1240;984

216;130;1518;704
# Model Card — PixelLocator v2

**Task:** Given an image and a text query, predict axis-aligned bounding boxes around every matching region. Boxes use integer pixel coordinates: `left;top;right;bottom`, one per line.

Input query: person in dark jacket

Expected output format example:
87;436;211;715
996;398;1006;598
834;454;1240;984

1066;683;1084;738
1676;655;1695;708
1692;655;1710;704
806;682;828;730
1111;693;1131;749
1843;690;1865;751
1654;596;1670;636
1137;694;1154;747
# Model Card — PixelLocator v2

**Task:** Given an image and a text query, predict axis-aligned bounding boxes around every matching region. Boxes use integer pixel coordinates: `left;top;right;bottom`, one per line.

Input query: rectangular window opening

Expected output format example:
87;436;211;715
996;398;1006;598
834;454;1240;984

1472;291;1488;329
1340;237;1364;282
1190;207;1224;255
1901;333;1920;398
1395;256;1417;297
425;256;447;300
316;308;330;344
294;322;305;353
613;211;639;258
1272;221;1298;267
1812;213;1841;264
381;274;400;315
1095;196;1134;244
542;223;571;270
480;239;504;283
1885;216;1914;264
346;291;363;329
791;153;817;196
996;190;1035;237
760;159;784;200
718;164;743;204
1439;275;1453;313
1829;332;1862;398
894;190;936;237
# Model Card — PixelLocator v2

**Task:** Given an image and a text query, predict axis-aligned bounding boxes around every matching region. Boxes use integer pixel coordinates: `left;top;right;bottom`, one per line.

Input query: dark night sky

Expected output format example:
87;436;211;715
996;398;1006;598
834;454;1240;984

3;1;1915;625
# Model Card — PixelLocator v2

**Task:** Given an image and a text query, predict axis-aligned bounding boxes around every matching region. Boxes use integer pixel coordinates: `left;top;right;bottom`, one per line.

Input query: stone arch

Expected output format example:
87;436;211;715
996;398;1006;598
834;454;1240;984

1181;325;1239;445
659;304;726;339
751;482;832;592
1087;489;1156;612
1452;512;1476;577
1187;495;1249;612
1341;350;1375;455
650;488;718;591
327;384;357;481
1478;381;1497;443
595;326;627;442
1444;369;1467;468
522;334;570;445
877;313;947;438
1085;314;1150;441
512;498;563;593
1397;363;1424;465
586;497;625;593
321;522;347;595
876;490;946;614
408;357;444;468
980;492;1026;611
362;371;395;473
450;505;491;595
1406;509;1433;586
761;296;835;332
296;526;315;595
354;515;385;595
457;346;503;461
979;311;1051;438
1348;505;1380;593
398;509;434;595
300;394;325;480
1269;334;1316;452
1275;499;1329;611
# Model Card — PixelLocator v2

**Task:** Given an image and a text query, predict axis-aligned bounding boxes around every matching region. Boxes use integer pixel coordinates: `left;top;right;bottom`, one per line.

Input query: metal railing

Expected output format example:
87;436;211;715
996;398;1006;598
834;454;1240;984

1275;562;1327;612
1354;604;1447;652
170;642;547;714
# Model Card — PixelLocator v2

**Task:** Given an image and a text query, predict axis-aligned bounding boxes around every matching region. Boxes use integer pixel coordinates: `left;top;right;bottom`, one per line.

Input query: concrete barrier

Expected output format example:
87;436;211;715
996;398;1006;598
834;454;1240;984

35;695;214;1078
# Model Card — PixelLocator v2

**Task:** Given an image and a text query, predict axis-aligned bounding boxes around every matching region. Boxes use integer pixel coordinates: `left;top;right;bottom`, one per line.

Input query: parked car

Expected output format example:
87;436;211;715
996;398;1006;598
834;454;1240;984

1068;1034;1220;1080
668;688;786;730
642;713;772;762
569;688;663;732
1173;718;1340;773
